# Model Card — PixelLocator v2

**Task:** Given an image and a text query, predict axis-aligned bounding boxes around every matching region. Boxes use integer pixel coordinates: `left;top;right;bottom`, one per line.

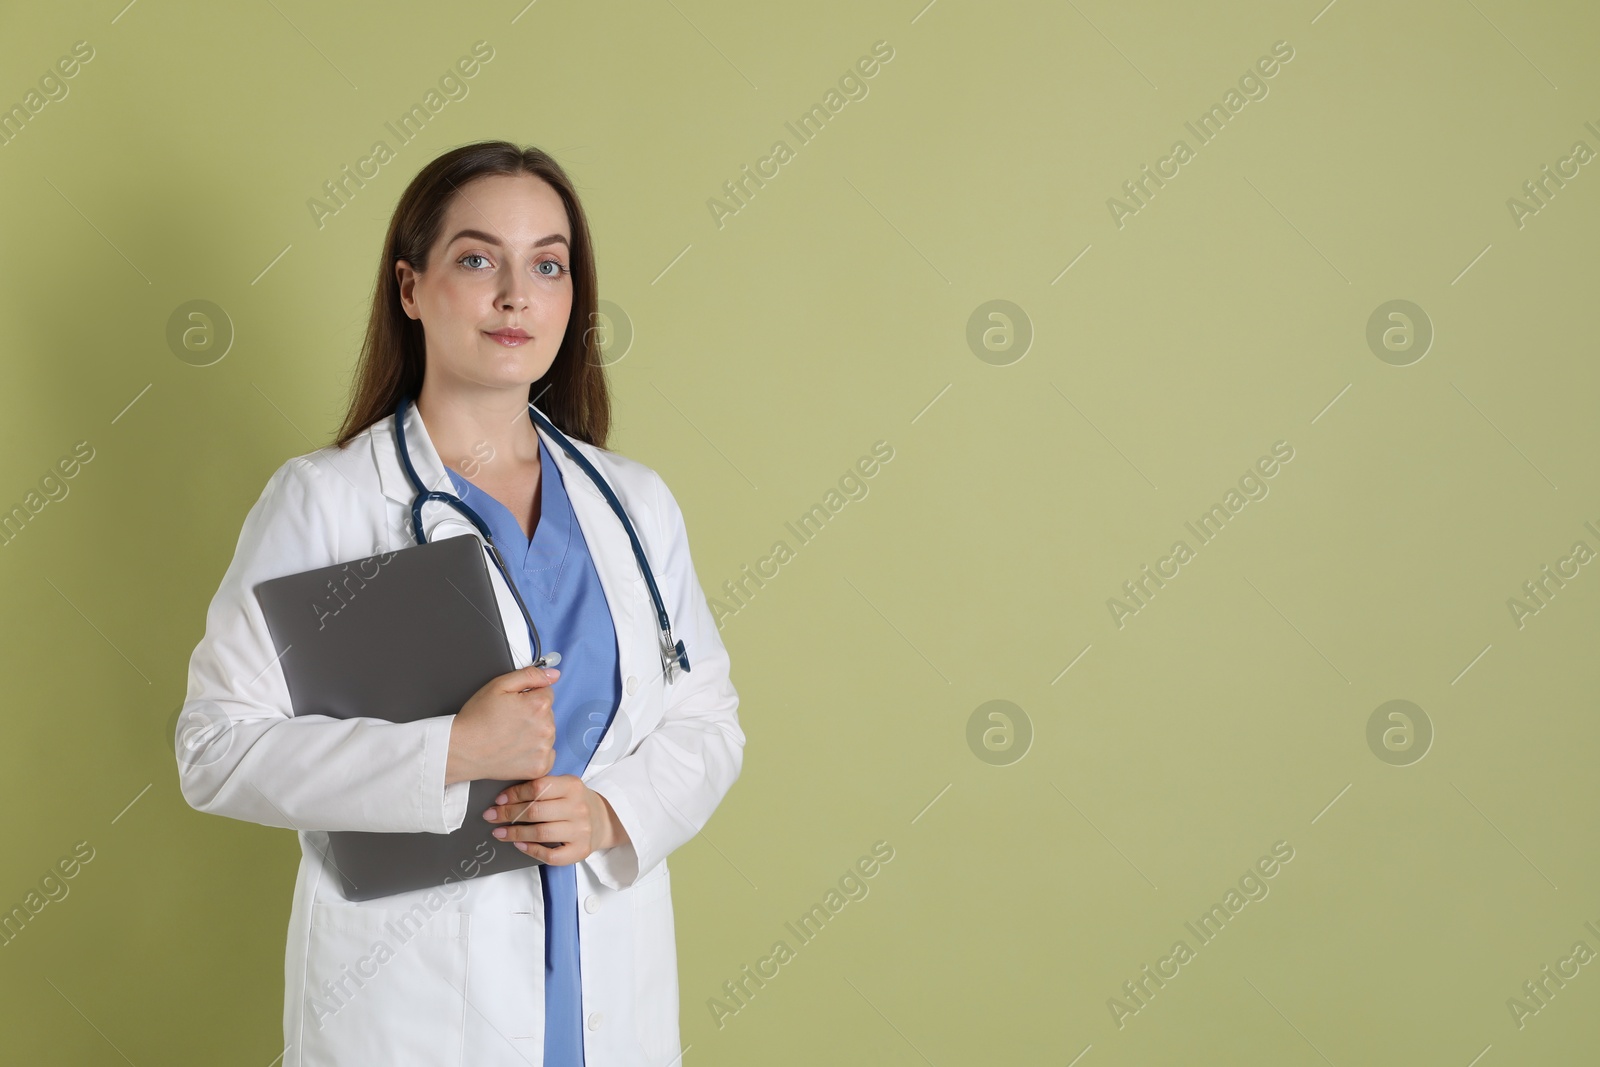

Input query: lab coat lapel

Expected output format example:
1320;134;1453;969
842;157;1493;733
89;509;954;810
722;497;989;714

371;398;456;516
532;416;652;772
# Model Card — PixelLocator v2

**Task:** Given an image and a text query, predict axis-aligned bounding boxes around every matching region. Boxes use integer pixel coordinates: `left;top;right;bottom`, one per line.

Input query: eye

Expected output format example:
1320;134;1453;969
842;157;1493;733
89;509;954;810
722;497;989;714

459;253;491;270
534;258;569;278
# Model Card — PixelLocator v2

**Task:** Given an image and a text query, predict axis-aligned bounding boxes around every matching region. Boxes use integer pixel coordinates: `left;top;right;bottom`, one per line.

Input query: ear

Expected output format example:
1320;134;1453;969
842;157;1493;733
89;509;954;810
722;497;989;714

395;259;420;320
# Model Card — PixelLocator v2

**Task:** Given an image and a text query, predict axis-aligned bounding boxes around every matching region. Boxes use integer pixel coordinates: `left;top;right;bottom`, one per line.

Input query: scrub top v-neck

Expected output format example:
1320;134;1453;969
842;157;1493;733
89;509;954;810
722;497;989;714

444;431;622;1067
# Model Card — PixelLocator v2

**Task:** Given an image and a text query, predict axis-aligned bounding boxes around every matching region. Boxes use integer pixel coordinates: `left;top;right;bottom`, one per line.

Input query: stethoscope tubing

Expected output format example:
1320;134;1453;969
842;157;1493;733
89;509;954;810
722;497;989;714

392;393;690;680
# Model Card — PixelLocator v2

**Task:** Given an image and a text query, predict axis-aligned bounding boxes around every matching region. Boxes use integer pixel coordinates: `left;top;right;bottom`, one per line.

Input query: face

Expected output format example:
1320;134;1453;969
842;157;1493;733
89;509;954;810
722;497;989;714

396;172;574;393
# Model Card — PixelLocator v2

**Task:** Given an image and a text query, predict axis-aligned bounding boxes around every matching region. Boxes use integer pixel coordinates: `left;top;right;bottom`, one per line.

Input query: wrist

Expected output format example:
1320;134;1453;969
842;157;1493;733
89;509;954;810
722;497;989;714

444;715;479;786
596;793;628;851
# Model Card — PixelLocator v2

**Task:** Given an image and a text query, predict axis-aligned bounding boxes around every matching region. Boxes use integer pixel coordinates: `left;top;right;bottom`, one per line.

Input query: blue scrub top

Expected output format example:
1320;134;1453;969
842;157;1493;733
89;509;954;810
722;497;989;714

445;432;621;1067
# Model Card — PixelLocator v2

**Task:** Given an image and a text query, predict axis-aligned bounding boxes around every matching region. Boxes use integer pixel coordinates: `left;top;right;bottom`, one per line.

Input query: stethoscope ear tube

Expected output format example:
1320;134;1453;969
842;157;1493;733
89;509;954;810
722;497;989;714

393;393;689;681
397;401;551;668
522;402;692;681
480;536;558;669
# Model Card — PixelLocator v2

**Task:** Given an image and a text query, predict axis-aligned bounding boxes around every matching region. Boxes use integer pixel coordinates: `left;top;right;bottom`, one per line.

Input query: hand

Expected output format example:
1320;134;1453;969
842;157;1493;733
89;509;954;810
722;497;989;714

446;665;560;785
481;775;629;866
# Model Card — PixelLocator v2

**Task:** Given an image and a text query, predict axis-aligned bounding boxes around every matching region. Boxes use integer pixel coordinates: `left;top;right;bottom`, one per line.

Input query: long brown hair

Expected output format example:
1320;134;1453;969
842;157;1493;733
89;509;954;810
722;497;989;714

333;141;610;450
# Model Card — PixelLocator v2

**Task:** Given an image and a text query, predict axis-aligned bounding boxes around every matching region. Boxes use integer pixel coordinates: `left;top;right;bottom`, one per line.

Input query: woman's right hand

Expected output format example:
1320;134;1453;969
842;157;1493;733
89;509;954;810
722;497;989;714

445;664;560;784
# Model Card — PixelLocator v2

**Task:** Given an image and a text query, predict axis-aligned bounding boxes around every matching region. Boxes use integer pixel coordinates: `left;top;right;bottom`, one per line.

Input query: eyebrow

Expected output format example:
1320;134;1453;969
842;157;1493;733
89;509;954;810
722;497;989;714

445;228;569;250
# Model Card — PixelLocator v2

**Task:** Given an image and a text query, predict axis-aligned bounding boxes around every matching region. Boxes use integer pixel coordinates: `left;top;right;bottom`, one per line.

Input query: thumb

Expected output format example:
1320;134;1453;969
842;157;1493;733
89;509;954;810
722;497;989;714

508;663;559;691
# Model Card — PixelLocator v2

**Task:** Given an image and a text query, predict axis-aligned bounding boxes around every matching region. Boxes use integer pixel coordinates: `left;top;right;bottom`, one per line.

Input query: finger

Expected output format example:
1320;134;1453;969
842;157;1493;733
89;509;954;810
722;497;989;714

482;800;531;824
494;820;583;846
528;841;582;866
505;664;560;693
493;776;569;807
515;834;586;866
482;796;566;823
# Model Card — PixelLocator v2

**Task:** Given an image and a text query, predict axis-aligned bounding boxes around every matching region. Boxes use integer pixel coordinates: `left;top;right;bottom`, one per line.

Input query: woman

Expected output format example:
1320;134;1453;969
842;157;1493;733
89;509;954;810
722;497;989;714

175;141;744;1066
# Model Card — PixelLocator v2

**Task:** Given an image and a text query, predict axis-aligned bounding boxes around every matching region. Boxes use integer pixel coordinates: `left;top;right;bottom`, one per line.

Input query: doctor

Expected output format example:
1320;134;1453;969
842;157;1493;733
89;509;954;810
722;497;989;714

175;141;745;1066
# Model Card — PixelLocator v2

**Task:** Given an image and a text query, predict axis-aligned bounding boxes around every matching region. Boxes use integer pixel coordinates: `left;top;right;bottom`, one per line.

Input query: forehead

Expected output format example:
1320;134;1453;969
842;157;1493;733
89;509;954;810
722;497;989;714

438;172;571;241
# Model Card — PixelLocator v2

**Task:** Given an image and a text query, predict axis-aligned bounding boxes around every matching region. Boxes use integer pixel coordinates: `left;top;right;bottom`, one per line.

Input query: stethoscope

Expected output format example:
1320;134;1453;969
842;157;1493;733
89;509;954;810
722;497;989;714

393;393;690;683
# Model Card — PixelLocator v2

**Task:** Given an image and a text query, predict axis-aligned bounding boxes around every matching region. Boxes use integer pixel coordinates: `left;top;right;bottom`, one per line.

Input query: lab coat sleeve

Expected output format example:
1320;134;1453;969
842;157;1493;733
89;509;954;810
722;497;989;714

175;455;473;834
582;472;745;890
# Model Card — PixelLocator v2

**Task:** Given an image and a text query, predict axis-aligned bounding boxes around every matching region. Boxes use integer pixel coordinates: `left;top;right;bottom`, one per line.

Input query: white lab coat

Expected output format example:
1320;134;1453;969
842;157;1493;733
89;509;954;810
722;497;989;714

175;399;744;1066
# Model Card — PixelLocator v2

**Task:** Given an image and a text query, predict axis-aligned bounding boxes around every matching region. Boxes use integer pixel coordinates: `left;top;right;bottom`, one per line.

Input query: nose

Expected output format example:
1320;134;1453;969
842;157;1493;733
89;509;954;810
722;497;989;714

497;257;533;311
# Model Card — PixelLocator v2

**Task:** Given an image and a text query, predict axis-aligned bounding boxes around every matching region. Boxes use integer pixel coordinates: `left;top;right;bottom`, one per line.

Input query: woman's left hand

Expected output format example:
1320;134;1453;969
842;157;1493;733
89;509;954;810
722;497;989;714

482;775;629;866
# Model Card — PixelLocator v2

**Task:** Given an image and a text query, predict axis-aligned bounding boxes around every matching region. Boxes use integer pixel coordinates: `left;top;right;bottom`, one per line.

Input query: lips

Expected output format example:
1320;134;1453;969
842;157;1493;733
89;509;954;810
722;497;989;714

484;328;532;346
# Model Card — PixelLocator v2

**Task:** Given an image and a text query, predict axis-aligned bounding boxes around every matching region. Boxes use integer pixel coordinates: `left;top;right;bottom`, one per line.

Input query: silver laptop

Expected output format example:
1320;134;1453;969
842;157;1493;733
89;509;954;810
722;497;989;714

254;533;544;900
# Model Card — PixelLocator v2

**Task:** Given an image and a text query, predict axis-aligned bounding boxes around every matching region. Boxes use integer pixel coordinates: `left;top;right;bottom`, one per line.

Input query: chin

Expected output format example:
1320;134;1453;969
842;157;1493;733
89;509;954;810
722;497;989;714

491;363;556;391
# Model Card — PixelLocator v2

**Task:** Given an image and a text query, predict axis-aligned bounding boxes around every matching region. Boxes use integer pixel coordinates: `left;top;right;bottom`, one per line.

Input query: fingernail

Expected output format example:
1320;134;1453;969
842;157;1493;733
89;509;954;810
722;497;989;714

495;794;508;804
482;808;497;821
492;827;507;838
547;668;560;679
514;842;528;852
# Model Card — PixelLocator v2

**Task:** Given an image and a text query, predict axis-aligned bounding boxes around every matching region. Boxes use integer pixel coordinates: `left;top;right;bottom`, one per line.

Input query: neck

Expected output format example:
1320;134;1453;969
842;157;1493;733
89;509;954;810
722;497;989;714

413;379;542;474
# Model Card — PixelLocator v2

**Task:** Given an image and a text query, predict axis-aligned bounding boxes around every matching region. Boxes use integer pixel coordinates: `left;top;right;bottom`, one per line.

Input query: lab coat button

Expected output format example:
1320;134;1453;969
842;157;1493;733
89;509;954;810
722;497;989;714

625;675;639;695
584;894;600;914
587;1012;603;1030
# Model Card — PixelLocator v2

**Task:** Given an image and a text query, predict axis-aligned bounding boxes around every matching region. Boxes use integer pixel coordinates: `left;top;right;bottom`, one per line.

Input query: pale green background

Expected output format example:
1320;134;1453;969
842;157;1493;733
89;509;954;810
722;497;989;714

1;0;1596;1063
